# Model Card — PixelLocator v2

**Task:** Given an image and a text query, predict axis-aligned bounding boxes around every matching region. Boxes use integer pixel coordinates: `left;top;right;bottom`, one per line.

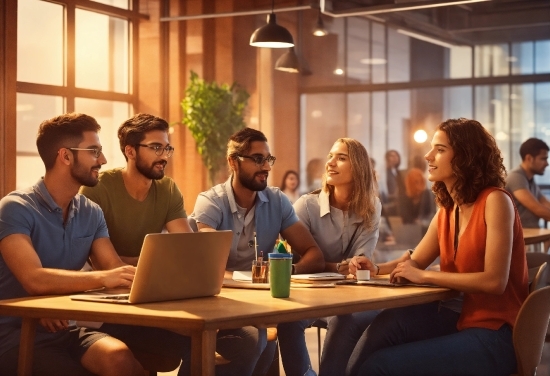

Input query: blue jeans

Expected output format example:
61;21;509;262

179;326;267;376
346;302;517;376
277;319;317;376
319;310;380;376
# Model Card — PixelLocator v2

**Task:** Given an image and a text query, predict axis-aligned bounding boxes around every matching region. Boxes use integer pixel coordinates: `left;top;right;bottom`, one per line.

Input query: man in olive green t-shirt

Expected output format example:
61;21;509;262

80;113;193;266
81;113;269;376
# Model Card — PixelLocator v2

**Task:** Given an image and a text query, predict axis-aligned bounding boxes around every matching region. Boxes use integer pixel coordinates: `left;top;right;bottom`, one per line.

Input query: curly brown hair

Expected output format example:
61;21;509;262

432;118;506;209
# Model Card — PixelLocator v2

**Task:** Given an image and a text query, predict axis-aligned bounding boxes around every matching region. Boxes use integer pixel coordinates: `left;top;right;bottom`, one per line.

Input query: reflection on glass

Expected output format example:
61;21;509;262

347;93;371;145
475;44;509;77
372;24;386;84
17;0;63;85
446;46;472;79
16;93;64;189
510;84;534;168
535;40;550;74
74;98;130;170
511;42;534;75
75;9;129;93
371;92;386;185
475;85;510;160
443;86;472;119
347;18;371;84
90;0;129;10
388;30;410;83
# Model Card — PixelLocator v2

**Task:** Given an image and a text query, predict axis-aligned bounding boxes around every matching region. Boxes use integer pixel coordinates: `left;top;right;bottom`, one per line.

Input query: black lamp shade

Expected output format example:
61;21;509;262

313;14;328;36
250;13;294;48
275;48;299;73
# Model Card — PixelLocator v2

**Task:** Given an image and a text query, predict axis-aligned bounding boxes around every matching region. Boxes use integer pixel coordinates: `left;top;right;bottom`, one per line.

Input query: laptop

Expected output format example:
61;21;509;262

355;275;439;288
70;231;232;304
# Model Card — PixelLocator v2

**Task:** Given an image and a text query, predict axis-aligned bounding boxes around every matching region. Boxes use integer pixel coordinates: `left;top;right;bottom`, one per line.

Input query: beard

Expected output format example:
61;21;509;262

238;168;268;191
136;153;166;180
71;160;100;187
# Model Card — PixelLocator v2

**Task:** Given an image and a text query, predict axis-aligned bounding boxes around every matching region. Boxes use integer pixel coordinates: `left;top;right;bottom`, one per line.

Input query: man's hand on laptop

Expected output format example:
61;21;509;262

101;265;136;288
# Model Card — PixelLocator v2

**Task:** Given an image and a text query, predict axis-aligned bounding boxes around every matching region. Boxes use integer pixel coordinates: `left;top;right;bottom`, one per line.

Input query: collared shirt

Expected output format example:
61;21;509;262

0;179;109;357
293;189;381;262
505;166;543;228
188;177;298;271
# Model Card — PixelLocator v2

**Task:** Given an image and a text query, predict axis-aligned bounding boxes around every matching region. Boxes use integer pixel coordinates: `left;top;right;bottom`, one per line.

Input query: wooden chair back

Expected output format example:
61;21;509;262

513;286;550;376
529;262;548;294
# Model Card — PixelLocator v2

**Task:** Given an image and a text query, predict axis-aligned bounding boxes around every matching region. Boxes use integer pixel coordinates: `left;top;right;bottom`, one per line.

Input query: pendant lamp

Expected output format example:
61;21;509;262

250;0;294;48
275;47;299;73
312;11;328;36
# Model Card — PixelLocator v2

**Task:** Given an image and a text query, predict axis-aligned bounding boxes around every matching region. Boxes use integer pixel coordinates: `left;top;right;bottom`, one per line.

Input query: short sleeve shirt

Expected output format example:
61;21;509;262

188;177;299;271
293;190;381;262
80;168;187;257
0;179;108;357
505;166;543;228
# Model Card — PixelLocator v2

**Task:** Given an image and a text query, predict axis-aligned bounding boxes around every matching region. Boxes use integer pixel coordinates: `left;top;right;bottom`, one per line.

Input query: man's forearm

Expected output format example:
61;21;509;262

294;247;325;274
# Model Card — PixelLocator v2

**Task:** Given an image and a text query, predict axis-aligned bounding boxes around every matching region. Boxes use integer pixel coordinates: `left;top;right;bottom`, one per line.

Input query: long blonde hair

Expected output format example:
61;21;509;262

322;138;378;230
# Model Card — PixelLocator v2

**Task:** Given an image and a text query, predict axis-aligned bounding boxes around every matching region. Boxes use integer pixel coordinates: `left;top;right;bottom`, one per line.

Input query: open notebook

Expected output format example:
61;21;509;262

356;275;440;288
71;231;232;304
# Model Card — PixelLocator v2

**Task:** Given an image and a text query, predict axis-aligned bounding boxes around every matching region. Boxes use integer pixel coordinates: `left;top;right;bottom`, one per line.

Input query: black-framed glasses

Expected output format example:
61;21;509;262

237;154;276;167
68;147;103;158
136;144;175;158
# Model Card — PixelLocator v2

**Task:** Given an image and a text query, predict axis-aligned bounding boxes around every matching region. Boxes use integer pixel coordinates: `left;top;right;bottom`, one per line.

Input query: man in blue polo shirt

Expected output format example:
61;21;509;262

0;113;187;375
189;127;325;375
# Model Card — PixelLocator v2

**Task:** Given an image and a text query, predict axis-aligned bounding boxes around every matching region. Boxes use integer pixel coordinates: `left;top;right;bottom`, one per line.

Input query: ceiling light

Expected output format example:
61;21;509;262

312;12;328;36
334;68;344;75
275;48;300;73
250;0;294;48
396;29;455;49
413;130;428;143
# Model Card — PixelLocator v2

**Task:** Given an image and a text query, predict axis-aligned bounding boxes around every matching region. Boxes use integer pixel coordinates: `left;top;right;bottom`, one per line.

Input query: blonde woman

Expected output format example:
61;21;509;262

278;138;381;376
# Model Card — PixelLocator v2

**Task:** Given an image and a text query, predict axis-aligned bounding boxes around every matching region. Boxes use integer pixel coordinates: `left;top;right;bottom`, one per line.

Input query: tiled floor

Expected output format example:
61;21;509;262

160;328;550;376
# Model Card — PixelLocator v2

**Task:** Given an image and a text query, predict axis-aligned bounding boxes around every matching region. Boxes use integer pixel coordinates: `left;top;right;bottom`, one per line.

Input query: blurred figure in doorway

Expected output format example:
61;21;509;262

382;150;405;216
398;168;436;234
280;170;301;204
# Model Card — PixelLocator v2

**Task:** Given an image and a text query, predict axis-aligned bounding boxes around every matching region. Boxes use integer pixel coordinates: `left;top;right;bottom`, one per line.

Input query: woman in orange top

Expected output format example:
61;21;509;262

347;118;529;376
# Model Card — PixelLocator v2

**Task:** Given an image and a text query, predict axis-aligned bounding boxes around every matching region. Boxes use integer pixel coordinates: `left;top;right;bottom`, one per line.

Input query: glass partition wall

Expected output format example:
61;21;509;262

299;14;550;196
16;0;137;189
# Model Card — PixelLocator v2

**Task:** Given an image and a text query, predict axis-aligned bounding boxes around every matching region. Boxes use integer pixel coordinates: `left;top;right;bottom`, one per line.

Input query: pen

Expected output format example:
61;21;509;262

254;232;258;262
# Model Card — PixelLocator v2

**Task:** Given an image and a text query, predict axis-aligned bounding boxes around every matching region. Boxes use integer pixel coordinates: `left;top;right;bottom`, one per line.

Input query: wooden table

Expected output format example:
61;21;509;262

523;228;550;250
0;285;457;376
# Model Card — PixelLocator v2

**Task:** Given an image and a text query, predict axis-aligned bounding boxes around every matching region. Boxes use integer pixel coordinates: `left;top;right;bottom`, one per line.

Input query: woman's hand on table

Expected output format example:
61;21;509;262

390;260;424;284
349;255;377;276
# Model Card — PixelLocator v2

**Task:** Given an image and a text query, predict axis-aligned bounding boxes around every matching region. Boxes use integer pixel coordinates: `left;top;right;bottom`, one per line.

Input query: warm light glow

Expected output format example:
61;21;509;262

414;130;428;143
334;68;344;75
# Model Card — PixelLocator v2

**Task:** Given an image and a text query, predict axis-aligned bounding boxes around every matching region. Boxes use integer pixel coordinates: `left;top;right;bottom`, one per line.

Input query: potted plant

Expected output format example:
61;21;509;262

181;71;250;186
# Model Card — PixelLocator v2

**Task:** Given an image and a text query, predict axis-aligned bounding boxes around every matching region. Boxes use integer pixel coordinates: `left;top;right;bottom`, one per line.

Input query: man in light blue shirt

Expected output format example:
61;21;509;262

0;113;187;376
189;127;324;374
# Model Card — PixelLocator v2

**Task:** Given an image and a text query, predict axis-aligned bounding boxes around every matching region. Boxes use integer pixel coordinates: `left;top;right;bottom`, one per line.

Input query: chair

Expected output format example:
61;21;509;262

529;262;548;294
526;253;550;285
513;286;550;376
311;318;328;369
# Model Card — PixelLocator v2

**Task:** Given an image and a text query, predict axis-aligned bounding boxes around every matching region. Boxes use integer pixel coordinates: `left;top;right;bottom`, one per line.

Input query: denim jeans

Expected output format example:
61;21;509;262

319;310;380;376
346;302;517;376
277;319;317;376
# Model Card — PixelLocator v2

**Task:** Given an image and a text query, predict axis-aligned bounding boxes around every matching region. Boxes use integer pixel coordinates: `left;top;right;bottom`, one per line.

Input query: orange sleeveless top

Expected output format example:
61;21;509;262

438;187;528;330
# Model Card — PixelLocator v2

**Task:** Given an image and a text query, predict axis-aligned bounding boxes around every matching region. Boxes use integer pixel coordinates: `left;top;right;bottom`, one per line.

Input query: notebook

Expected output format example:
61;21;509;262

70;231;232;304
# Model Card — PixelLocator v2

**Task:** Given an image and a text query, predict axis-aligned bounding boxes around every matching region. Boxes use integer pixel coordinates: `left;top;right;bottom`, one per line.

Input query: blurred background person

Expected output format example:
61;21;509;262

381;149;404;216
280;170;301;204
398;167;436;234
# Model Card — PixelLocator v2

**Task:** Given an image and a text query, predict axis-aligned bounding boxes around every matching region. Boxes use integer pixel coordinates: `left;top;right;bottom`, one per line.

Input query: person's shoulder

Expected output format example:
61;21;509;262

98;168;123;183
76;193;104;214
154;175;180;191
0;188;35;209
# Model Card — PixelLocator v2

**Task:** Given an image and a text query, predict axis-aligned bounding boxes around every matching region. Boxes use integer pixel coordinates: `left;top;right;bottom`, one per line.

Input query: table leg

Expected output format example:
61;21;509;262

18;317;37;376
191;329;216;376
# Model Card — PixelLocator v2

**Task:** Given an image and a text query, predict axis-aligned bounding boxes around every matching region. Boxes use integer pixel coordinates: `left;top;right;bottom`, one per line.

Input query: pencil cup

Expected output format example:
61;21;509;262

356;269;370;281
252;260;269;283
268;253;293;298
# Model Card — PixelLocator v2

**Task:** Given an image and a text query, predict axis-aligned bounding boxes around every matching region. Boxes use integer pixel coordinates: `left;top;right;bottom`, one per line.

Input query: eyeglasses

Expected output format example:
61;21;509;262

136;144;175;158
237;155;276;167
68;147;103;158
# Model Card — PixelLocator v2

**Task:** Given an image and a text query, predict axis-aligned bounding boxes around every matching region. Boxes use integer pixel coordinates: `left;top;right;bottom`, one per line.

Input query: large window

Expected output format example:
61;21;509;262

16;0;137;189
300;14;550;191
